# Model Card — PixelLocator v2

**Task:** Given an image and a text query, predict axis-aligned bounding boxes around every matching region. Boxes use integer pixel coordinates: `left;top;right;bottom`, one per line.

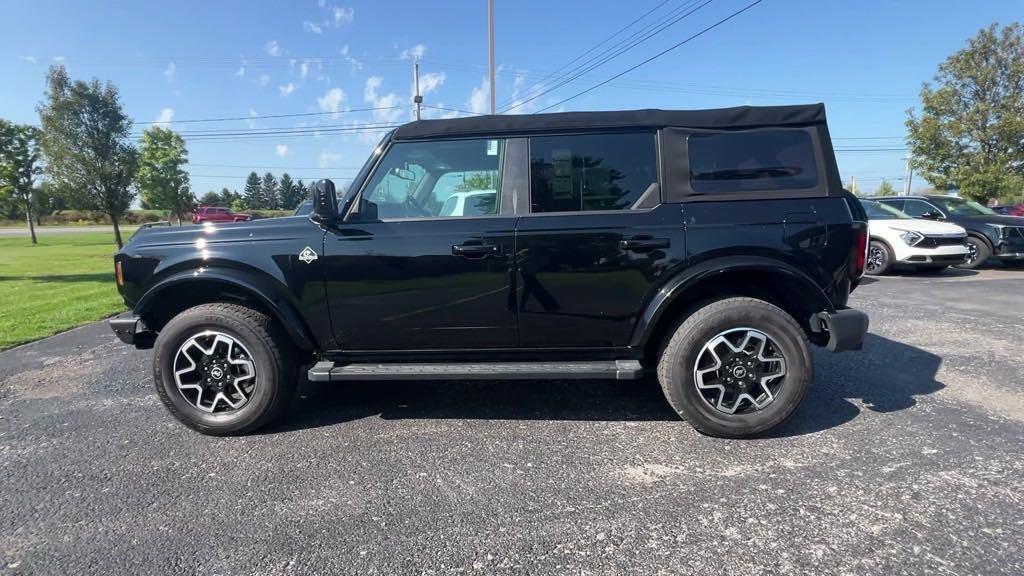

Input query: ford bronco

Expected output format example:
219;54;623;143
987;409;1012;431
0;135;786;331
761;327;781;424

110;104;869;438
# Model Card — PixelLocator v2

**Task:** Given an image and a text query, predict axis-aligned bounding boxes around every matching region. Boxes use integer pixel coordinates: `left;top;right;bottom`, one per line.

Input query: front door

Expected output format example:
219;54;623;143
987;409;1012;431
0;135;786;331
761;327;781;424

322;136;519;351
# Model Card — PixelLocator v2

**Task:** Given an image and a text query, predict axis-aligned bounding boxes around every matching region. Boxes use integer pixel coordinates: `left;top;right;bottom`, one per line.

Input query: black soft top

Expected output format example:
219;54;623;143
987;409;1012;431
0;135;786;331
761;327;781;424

393;103;827;140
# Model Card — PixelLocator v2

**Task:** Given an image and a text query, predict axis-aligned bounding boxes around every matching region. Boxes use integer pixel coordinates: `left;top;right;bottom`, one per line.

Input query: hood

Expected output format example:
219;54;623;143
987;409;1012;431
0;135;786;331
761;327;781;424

948;214;1024;226
124;216;313;250
872;218;966;236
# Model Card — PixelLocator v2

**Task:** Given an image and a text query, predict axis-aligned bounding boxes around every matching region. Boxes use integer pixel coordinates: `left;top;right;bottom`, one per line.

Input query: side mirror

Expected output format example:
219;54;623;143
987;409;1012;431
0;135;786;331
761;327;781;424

311;179;339;223
921;210;943;220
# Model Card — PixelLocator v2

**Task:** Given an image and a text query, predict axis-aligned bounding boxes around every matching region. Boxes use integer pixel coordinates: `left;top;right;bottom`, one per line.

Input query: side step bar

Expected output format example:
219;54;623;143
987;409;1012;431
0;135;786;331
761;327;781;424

308;360;643;382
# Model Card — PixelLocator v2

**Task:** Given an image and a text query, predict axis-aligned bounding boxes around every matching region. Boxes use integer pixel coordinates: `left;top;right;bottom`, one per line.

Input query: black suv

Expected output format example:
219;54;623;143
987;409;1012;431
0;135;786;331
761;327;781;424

876;195;1024;268
110;104;869;438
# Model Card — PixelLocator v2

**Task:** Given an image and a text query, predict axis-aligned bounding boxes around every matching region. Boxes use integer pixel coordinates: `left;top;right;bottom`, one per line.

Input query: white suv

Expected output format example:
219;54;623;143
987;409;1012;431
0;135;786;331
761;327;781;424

861;199;968;275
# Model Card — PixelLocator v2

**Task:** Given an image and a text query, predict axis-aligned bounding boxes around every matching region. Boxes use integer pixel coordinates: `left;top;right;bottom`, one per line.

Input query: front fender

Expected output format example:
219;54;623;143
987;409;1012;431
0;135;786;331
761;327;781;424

629;255;835;348
135;266;317;351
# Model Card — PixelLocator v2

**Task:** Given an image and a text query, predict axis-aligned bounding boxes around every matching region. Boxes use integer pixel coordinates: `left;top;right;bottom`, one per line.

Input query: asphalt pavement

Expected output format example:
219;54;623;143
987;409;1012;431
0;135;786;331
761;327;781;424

1;268;1022;575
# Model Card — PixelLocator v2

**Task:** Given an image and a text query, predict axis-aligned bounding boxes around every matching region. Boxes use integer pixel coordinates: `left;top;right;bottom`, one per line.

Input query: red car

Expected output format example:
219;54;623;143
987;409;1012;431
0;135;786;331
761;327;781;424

192;206;252;224
992;204;1024;217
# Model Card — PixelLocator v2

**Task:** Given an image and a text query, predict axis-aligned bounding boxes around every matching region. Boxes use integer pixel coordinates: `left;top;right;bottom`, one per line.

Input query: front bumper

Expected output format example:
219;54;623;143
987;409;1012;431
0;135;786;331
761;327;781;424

109;313;155;349
810;308;869;352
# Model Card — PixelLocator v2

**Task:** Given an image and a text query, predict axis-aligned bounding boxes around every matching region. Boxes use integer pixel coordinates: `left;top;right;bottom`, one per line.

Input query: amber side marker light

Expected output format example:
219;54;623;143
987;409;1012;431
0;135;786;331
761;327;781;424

115;261;124;287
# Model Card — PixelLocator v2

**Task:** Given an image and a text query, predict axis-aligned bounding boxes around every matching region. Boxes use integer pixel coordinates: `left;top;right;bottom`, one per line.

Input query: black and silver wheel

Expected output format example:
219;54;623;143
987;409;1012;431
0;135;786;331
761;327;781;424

956;237;990;269
153;303;297;435
865;240;892;275
657;297;812;438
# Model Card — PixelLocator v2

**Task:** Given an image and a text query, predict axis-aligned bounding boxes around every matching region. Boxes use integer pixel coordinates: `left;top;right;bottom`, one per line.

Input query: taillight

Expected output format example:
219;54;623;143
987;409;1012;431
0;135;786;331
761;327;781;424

850;224;868;278
115;260;124;287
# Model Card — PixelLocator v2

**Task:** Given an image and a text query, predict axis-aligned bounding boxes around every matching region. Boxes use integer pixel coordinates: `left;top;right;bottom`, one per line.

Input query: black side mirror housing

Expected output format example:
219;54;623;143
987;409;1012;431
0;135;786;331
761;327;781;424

311;179;339;223
922;210;943;220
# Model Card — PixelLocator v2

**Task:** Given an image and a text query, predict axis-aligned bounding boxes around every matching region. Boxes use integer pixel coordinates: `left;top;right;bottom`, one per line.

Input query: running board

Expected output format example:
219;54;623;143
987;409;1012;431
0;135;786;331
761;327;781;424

307;360;643;382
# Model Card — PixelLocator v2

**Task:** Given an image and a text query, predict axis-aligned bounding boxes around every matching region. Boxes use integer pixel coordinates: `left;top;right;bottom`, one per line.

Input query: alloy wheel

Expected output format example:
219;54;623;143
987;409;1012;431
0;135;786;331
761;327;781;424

866;245;886;274
173;331;257;413
693;328;787;415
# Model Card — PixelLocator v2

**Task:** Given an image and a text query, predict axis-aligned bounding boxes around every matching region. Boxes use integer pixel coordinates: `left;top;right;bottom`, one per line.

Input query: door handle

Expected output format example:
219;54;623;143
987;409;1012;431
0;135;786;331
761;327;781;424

452;243;502;258
620;237;670;251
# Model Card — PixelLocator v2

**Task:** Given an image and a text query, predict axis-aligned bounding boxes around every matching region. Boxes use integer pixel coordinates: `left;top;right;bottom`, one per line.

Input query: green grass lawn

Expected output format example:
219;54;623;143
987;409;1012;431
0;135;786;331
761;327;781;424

0;231;130;350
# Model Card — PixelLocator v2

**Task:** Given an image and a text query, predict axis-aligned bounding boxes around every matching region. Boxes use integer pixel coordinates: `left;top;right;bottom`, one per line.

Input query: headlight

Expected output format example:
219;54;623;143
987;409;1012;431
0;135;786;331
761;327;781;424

899;230;924;246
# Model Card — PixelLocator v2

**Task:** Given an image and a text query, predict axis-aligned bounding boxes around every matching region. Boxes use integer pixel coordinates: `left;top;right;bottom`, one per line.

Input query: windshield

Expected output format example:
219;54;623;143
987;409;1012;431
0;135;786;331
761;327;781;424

861;200;910;220
293;197;313;216
930;196;996;216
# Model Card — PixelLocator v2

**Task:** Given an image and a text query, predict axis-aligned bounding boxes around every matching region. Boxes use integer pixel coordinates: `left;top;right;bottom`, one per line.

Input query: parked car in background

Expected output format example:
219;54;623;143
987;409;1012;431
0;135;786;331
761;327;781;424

192;206;252;224
860;199;967;275
876;195;1024;268
991;204;1024;217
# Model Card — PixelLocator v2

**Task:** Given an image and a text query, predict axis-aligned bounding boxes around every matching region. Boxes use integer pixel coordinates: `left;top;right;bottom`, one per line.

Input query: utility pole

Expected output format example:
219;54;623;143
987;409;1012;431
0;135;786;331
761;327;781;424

413;58;422;121
488;0;495;114
902;156;914;196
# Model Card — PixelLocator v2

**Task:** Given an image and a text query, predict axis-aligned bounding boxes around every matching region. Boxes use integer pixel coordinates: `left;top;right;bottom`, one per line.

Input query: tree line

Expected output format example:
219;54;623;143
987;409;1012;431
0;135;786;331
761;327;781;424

197;172;309;212
0;66;308;248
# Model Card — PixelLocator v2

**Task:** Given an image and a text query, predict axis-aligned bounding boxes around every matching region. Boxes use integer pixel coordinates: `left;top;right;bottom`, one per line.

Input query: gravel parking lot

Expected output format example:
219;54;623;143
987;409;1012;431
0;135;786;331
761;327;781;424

2;268;1022;575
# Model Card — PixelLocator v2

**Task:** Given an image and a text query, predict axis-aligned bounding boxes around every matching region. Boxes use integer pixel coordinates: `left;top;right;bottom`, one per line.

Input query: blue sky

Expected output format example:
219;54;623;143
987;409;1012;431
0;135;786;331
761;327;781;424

1;0;1020;196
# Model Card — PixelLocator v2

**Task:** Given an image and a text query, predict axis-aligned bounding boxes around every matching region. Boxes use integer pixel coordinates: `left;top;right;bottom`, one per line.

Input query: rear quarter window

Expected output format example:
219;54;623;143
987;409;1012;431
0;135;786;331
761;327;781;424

688;130;819;194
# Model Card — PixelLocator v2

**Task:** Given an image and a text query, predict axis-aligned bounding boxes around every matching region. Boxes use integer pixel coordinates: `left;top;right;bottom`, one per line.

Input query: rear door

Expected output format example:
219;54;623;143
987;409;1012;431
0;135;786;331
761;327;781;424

514;132;685;348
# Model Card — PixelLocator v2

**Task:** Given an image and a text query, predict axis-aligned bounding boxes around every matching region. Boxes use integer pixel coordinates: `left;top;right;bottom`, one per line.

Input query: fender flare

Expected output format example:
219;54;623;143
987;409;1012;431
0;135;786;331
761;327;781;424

629;255;834;348
135;266;317;351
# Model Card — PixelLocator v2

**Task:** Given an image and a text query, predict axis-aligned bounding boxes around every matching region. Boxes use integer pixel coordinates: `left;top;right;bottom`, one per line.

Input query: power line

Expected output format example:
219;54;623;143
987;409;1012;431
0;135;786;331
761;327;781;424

506;0;676;109
420;104;483;117
187;163;363;171
536;0;765;113
504;0;714;113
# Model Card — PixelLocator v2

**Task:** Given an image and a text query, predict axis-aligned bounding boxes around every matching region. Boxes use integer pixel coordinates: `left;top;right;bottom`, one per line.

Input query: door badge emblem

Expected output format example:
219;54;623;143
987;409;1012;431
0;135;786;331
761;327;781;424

299;246;318;264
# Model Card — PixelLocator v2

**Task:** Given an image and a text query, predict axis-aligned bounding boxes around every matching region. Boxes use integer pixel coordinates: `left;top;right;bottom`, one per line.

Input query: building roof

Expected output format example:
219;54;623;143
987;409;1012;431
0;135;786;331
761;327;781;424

393;103;827;140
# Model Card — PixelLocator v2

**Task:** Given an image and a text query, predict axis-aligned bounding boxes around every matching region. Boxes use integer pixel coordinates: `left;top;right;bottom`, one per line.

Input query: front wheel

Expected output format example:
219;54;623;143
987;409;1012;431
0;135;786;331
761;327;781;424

152;303;297;435
956;237;990;269
657;297;812;438
865;240;893;275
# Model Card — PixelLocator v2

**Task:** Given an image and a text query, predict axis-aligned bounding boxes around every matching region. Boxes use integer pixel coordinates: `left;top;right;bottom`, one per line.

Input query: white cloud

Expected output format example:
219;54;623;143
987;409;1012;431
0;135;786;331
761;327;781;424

247;109;259;129
275;144;290;157
317;0;325;7
319;151;343;168
153;108;174;128
419;72;446;96
234;66;246;78
258;74;271;87
400;44;427;61
18;55;37;64
303;21;323;34
279;82;297;96
52;56;65;62
364;77;403;122
299;60;311;79
265;40;282;57
468;76;490;115
340;44;363;72
317;87;346;117
333;6;354;25
163;62;176;79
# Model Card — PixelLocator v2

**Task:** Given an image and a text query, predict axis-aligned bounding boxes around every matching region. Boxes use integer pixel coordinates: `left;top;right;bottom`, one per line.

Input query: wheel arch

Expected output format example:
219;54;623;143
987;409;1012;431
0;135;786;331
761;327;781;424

135;267;318;351
631;256;834;360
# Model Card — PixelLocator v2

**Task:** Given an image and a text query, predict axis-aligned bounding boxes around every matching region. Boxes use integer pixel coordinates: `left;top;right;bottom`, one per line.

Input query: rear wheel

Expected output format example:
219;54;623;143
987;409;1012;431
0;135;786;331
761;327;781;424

865;240;892;275
957;237;990;269
657;297;812;438
153;303;297;435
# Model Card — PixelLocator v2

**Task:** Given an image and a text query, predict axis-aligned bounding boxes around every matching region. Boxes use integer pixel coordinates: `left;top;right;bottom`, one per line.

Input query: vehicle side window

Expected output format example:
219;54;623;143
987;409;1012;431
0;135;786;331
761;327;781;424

687;129;819;194
362;139;503;220
529;132;657;213
902;200;934;217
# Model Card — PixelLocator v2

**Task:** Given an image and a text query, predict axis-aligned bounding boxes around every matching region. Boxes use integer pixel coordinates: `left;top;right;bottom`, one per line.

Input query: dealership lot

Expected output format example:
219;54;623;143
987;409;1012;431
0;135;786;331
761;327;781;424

1;269;1022;575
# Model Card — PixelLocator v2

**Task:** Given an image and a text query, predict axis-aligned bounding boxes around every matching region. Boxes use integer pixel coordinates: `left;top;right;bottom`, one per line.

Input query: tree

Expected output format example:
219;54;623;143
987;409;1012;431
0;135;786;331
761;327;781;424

874;179;897;197
243;171;262;209
37;66;137;248
906;23;1024;204
199;190;222;206
278;173;304;210
137;127;192;225
261;172;278;210
294;179;308;208
0;121;43;244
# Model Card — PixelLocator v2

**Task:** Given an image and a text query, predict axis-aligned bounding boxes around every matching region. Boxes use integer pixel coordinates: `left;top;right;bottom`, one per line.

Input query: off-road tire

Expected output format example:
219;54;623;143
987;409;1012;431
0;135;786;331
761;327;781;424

153;303;297;435
657;297;812;438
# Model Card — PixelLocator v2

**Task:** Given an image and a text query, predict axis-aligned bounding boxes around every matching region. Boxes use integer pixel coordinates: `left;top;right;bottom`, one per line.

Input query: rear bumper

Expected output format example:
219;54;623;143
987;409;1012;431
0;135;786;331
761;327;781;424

109;313;155;349
811;308;869;352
